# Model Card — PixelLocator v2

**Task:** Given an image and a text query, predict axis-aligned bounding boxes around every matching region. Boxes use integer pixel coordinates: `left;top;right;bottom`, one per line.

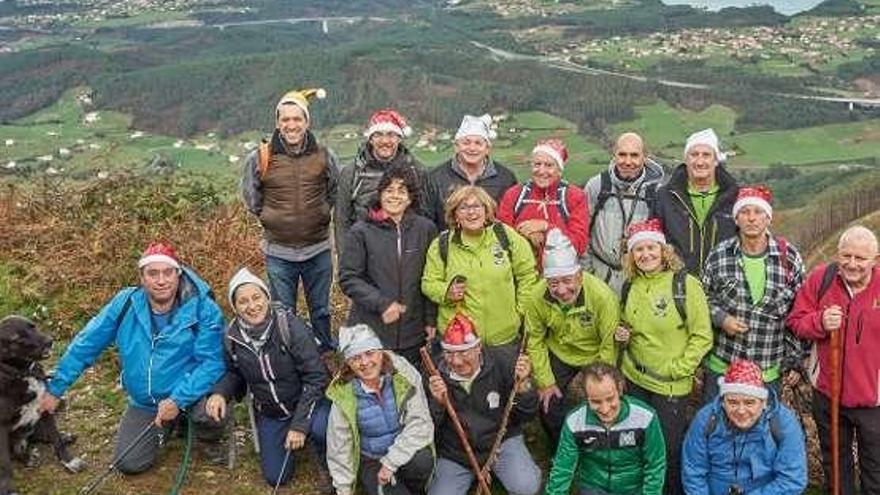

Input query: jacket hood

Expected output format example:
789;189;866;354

605;157;665;188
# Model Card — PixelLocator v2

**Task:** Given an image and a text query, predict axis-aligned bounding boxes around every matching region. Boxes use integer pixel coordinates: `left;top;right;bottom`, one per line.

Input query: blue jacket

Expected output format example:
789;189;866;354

48;268;226;411
681;390;807;495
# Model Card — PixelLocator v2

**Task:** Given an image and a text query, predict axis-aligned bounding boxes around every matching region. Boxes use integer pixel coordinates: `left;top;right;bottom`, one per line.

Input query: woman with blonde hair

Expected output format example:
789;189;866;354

421;185;539;348
617;218;713;495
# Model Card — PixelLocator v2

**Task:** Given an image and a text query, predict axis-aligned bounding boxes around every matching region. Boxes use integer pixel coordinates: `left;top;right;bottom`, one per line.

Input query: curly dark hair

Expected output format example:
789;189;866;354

373;164;421;211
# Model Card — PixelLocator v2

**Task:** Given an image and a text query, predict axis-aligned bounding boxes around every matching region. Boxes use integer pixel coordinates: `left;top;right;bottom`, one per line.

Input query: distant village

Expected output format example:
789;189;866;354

526;14;878;75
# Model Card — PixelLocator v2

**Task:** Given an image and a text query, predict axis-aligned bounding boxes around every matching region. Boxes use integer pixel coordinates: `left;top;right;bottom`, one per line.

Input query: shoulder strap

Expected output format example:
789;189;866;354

223;321;238;364
673;269;688;324
818;262;839;301
703;413;718;439
273;303;293;355
643;182;659;213
114;290;136;329
557;180;570;222
621;279;632;313
439;230;450;268
512;183;532;219
590;171;614;228
769;415;783;445
492;222;513;262
258;140;271;179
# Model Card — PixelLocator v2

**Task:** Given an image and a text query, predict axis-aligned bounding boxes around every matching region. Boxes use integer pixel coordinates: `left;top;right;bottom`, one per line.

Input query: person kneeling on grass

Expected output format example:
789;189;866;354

325;324;434;495
545;362;666;495
681;359;807;495
205;268;331;491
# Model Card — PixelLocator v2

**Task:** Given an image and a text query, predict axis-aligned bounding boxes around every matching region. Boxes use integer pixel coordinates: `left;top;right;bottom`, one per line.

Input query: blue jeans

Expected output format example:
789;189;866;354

428;435;541;495
265;252;335;352
256;398;330;486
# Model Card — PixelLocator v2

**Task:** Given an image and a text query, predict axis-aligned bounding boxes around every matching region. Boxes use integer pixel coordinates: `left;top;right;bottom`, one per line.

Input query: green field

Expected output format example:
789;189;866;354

612;101;880;168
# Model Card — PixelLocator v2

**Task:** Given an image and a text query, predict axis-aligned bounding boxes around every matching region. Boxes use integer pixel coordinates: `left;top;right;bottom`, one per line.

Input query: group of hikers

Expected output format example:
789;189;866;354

31;87;880;495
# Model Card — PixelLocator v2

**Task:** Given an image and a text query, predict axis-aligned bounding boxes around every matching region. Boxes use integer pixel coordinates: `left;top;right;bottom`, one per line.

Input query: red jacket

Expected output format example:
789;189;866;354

497;180;589;270
787;264;880;408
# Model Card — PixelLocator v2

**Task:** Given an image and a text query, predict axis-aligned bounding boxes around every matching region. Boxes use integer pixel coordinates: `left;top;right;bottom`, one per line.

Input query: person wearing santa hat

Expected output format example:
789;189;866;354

427;114;517;226
546;361;666;495
241;87;339;355
426;314;541;495
584;132;665;294
617;217;712;495
524;228;619;450
682;359;807;495
325;324;434;495
701;185;806;403
339;165;438;369
497;138;589;272
653;128;739;276
336;109;435;245
43;242;227;475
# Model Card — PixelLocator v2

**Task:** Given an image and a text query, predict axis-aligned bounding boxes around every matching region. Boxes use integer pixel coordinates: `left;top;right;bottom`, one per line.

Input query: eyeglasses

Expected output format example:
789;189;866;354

456;203;484;214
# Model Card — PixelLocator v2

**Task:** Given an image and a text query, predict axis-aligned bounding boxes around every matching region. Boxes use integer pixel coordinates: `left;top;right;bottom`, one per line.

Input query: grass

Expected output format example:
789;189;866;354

611;101;880;168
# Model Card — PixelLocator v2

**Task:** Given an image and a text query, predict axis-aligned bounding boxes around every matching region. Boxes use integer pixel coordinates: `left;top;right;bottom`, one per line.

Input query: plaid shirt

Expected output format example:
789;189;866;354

701;235;805;370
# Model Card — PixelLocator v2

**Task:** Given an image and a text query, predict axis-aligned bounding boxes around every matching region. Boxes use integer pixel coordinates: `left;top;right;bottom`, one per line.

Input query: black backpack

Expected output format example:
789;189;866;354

512;180;571;222
621;269;688;325
817;262;839;301
437;222;513;269
590;170;659;234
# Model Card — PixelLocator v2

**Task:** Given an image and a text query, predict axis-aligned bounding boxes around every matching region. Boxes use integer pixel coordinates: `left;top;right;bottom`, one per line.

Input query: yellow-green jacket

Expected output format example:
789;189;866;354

620;271;712;397
421;224;539;346
525;273;619;389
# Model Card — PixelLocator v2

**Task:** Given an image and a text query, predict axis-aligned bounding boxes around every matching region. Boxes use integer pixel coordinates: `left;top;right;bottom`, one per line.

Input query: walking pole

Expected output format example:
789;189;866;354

272;448;292;495
480;333;529;481
80;422;155;495
420;346;492;495
830;327;841;495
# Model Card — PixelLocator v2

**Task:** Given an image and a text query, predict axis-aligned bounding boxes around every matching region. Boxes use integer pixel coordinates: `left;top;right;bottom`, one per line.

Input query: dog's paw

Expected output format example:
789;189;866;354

60;431;77;446
62;456;86;473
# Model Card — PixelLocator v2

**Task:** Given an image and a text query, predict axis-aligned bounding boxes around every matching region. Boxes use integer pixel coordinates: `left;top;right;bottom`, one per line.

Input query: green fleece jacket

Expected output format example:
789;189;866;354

545;395;666;495
421;224;539;346
620;271;713;397
525;273;619;389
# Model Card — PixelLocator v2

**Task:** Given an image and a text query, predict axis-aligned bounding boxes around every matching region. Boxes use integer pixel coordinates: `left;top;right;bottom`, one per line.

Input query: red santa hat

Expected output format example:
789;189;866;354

733;186;773;220
626;218;666;252
364;109;412;138
441;313;481;352
138;242;180;271
718;359;768;400
532;139;568;171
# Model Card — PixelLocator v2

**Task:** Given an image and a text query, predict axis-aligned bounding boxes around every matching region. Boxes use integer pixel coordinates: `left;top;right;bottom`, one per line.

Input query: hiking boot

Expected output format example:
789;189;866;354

199;440;228;466
315;465;334;495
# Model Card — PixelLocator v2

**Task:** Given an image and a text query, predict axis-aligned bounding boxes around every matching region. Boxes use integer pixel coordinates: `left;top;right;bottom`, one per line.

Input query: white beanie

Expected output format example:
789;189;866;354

227;267;270;308
454;114;496;142
339;324;384;360
684;128;726;163
543;228;581;278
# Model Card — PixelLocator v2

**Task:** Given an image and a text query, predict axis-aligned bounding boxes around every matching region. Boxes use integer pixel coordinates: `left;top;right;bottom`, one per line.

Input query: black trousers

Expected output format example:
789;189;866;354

626;380;689;495
359;446;433;495
812;392;880;495
539;352;582;452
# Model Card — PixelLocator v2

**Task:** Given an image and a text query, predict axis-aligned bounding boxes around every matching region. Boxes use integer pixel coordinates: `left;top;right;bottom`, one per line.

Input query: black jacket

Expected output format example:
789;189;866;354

213;306;328;434
653;163;739;276
428;157;517;228
339;210;438;352
335;143;435;245
427;348;538;467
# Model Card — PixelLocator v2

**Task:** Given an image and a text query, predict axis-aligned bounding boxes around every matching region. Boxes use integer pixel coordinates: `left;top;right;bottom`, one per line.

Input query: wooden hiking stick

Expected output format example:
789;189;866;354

830;327;841;495
480;333;529;481
420;346;492;495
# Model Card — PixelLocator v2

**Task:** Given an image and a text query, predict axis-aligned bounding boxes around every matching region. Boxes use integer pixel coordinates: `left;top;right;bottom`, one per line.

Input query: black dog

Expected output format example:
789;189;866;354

0;315;85;495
